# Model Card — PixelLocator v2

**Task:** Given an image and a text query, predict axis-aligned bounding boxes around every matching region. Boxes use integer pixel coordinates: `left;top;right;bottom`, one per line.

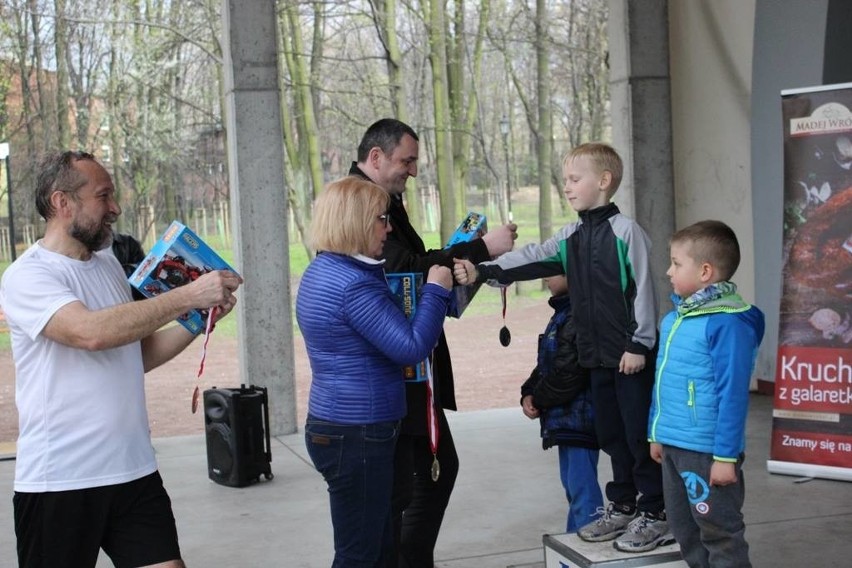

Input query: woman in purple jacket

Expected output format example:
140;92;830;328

296;176;453;567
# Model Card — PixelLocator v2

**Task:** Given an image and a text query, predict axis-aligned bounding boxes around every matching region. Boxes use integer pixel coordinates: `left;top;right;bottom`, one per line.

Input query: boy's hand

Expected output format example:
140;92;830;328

650;442;663;464
482;223;518;258
619;352;646;374
452;258;477;285
710;461;738;486
521;395;539;419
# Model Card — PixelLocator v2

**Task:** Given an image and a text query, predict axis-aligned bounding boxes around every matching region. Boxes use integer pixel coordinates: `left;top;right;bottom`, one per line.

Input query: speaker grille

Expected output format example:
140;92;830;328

207;423;234;479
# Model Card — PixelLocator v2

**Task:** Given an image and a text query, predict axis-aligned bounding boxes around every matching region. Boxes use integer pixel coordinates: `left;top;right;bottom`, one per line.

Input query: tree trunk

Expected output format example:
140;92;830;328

54;0;70;149
107;0;126;231
161;0;182;224
461;0;489;216
447;0;465;218
370;0;423;231
427;0;456;241
277;5;312;259
283;2;323;200
536;0;553;242
28;0;52;150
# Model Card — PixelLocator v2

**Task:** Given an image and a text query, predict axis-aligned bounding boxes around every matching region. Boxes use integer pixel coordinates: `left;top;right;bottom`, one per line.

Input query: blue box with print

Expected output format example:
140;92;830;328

445;211;487;318
386;272;428;383
128;220;239;334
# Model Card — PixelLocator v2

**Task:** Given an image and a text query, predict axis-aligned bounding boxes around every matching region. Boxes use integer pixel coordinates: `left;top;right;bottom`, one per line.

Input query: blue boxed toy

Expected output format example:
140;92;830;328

445;211;487;318
386;272;428;382
128;221;239;334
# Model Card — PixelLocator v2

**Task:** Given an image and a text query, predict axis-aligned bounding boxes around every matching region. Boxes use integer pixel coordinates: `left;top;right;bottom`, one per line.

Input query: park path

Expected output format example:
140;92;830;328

0;296;553;442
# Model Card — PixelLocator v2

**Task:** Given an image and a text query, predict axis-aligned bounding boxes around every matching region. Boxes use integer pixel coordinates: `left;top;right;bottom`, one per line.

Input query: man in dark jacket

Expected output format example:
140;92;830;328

112;232;146;300
350;118;517;567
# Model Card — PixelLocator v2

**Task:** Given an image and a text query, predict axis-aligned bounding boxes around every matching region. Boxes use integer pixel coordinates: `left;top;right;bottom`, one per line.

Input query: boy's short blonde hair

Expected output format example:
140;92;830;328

563;142;624;195
310;176;390;256
671;220;741;282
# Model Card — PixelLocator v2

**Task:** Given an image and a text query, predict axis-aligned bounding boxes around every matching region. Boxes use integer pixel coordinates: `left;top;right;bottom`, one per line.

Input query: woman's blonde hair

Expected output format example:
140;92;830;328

309;176;390;255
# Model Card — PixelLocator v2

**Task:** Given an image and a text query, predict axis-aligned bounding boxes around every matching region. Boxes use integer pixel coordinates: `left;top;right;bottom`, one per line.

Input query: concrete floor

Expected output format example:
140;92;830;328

1;394;851;567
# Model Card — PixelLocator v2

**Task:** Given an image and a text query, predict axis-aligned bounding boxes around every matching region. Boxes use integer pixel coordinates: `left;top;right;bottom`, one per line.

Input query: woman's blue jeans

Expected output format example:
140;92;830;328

305;415;400;568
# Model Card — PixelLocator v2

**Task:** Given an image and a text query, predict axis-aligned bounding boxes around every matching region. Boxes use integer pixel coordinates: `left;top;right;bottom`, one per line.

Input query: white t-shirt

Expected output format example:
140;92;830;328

0;242;157;492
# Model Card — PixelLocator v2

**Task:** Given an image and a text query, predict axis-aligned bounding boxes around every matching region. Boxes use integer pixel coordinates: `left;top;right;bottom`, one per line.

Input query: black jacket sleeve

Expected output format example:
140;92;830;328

383;234;490;273
531;316;590;408
520;366;540;404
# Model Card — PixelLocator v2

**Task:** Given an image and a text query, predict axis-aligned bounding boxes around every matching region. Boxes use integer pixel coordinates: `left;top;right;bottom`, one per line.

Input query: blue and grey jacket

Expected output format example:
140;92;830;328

478;203;657;369
296;252;450;424
521;296;597;450
648;283;765;461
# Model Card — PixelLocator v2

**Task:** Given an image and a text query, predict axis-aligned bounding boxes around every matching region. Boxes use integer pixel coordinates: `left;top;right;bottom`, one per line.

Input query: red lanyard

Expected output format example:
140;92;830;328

425;355;441;481
191;306;218;414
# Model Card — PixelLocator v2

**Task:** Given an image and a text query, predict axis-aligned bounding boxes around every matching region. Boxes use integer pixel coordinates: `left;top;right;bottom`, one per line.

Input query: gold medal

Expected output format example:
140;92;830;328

431;455;441;481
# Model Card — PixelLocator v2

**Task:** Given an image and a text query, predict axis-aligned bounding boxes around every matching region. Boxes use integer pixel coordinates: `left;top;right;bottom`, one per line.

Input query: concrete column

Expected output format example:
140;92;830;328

608;0;676;318
221;0;297;435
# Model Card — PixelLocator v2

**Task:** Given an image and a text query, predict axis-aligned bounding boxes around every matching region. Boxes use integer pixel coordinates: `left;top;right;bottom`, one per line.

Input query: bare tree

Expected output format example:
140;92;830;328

447;0;490;219
53;0;70;148
535;0;553;242
368;0;424;231
0;0;610;251
426;0;457;241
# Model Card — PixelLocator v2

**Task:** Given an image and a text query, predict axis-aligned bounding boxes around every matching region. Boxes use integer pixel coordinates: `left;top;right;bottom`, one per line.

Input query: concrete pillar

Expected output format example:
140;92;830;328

608;0;677;318
221;0;297;435
751;0;828;386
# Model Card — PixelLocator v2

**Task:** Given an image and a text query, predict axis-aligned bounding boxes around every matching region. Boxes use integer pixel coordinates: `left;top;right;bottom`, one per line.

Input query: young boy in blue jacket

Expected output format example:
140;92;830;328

649;220;765;568
520;275;603;533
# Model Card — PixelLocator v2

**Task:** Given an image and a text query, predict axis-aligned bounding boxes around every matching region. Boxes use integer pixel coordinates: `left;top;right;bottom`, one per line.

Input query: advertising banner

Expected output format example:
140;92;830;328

768;83;852;481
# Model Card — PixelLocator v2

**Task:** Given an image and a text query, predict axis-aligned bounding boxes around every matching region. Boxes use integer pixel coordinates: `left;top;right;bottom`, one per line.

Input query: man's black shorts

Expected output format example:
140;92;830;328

14;470;182;568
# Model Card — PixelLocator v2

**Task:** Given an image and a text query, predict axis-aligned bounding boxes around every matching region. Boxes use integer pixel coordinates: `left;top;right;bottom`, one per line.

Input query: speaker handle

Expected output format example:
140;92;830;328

259;385;272;464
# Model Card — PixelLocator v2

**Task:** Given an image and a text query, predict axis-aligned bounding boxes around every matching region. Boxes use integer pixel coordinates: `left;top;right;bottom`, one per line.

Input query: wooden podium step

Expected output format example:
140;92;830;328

543;533;687;567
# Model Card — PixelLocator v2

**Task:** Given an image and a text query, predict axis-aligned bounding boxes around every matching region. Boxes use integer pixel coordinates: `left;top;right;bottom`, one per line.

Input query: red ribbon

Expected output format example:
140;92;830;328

191;306;218;414
425;355;440;459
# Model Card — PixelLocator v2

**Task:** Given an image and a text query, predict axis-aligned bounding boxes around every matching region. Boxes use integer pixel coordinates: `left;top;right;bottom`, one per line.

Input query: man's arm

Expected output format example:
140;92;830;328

139;294;238;372
140;325;195;372
383;222;516;274
42;270;241;352
383;236;490;274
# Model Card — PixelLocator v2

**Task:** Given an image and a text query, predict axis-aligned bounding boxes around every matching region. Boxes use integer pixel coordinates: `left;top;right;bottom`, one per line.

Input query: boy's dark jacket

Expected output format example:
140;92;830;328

479;203;658;369
521;295;597;450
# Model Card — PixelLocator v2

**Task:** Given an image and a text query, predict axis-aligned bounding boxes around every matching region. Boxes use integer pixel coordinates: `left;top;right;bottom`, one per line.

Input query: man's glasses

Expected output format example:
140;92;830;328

377;213;390;228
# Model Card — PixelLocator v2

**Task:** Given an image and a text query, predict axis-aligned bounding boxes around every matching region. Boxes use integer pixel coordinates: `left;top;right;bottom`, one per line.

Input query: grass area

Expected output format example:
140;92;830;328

0;189;577;349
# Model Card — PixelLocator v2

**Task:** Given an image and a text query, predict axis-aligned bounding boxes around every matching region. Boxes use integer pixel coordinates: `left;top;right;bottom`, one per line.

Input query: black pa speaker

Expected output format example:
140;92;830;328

203;385;273;487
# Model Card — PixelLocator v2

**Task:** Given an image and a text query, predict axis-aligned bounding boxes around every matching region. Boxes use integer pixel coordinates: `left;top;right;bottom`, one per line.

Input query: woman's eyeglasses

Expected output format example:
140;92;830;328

377;214;390;228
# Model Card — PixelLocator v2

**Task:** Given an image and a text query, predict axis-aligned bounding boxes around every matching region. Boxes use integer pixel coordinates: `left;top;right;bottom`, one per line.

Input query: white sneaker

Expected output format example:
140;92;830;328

613;512;676;553
577;503;637;542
